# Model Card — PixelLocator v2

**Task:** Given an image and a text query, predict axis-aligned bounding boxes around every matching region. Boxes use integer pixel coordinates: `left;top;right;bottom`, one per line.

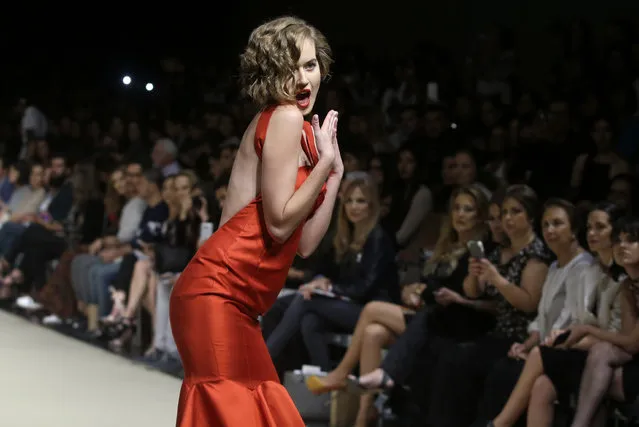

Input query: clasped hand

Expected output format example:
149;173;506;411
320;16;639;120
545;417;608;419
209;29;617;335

508;342;529;360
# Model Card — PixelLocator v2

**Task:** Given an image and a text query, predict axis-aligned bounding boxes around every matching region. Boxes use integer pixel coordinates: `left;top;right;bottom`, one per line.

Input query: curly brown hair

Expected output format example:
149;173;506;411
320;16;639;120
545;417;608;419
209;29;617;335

239;16;333;107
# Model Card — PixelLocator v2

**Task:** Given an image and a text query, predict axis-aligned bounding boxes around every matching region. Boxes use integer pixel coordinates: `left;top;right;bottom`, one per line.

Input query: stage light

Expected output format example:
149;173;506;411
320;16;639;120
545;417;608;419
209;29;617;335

122;75;132;85
145;83;154;92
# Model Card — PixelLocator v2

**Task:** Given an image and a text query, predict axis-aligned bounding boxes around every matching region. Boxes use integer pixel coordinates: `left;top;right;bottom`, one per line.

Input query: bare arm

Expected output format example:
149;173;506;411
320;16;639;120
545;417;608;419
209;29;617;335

493;259;548;313
584;284;639;354
261;108;335;243
297;174;341;258
458;297;498;313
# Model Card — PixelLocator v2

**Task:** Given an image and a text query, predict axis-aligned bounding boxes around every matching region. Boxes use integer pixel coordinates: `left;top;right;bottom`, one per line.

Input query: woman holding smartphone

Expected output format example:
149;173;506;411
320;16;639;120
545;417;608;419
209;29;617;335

306;185;495;426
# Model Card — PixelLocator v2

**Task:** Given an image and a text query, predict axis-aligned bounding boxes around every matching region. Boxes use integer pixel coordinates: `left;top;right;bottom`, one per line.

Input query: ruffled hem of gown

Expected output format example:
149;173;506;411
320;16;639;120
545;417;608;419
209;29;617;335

176;378;305;427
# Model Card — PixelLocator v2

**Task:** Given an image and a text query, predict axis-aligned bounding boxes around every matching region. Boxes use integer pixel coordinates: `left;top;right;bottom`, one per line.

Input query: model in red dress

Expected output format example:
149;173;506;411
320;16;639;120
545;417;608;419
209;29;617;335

169;16;342;427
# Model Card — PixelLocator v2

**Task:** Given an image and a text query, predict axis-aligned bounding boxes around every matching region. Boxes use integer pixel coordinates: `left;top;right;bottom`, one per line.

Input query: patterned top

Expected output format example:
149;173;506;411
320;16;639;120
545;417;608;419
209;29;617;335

486;237;553;341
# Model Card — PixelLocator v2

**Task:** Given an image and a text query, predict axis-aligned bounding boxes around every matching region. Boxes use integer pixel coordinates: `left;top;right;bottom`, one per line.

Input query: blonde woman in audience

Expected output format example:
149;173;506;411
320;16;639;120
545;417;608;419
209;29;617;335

484;201;626;427
267;178;398;381
427;184;553;427
307;184;494;426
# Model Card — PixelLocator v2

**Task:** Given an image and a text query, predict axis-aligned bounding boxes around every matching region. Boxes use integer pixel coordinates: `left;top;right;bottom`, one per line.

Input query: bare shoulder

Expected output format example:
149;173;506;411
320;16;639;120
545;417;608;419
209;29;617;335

262;105;305;154
270;104;304;126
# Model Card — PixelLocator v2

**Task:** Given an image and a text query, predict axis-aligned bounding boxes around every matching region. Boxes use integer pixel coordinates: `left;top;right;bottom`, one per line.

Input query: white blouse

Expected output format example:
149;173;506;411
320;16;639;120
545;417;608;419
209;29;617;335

576;261;624;332
528;252;594;340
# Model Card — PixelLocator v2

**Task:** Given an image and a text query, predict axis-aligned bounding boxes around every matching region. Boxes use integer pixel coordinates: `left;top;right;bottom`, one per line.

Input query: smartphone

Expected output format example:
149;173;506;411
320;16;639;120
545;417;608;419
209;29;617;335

552;330;571;347
467;240;485;259
199;222;214;241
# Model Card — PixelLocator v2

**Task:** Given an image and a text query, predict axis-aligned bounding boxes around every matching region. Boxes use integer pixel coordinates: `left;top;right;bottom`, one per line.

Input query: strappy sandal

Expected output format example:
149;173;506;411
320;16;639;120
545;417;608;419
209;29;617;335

100;288;126;325
107;318;136;352
345;371;395;395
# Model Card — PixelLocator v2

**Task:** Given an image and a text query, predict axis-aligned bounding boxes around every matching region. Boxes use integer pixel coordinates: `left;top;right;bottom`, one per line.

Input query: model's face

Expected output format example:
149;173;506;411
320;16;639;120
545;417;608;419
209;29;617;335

292;38;321;115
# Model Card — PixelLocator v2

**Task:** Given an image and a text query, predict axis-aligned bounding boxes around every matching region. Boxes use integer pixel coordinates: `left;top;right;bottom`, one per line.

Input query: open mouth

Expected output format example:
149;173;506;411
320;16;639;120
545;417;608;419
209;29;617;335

296;89;311;108
296;89;311;100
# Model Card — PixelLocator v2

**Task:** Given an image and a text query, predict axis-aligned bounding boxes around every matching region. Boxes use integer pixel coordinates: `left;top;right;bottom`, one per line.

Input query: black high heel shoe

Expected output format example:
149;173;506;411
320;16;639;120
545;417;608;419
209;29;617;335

107;318;136;353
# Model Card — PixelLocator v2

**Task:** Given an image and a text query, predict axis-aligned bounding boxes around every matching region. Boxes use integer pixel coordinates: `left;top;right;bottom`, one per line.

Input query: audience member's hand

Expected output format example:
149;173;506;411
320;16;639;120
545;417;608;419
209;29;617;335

298;277;331;300
477;258;500;286
401;283;426;308
197;197;209;222
508;342;528;360
543;329;567;347
100;248;119;263
468;257;483;277
88;239;103;255
434;287;465;307
138;240;154;256
557;325;590;349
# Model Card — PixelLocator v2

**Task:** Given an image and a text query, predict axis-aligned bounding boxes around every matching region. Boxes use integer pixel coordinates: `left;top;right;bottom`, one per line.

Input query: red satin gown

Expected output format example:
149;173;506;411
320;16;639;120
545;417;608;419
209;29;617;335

170;106;326;427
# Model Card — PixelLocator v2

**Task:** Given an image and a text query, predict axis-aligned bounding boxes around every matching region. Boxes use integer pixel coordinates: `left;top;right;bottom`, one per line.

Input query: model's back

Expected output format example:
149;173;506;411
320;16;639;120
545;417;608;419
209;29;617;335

169;16;339;427
220;105;308;229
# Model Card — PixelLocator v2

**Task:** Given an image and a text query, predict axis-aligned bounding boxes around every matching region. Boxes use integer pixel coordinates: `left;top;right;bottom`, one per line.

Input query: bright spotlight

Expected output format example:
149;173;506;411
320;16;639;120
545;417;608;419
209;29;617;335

145;83;154;92
122;75;132;85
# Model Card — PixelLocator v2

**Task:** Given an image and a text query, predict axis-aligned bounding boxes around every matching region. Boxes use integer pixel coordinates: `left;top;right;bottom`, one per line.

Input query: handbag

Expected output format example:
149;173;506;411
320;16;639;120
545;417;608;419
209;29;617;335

154;244;193;274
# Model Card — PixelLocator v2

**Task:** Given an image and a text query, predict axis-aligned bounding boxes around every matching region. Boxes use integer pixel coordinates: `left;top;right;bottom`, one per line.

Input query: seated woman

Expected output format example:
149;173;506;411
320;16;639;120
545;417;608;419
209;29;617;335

0;163;102;301
384;144;432;249
106;172;201;350
306;184;496;426
565;217;639;427
427;184;553;427
38;166;127;323
0;161;45;230
475;199;596;424
488;211;631;427
266;177;398;372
